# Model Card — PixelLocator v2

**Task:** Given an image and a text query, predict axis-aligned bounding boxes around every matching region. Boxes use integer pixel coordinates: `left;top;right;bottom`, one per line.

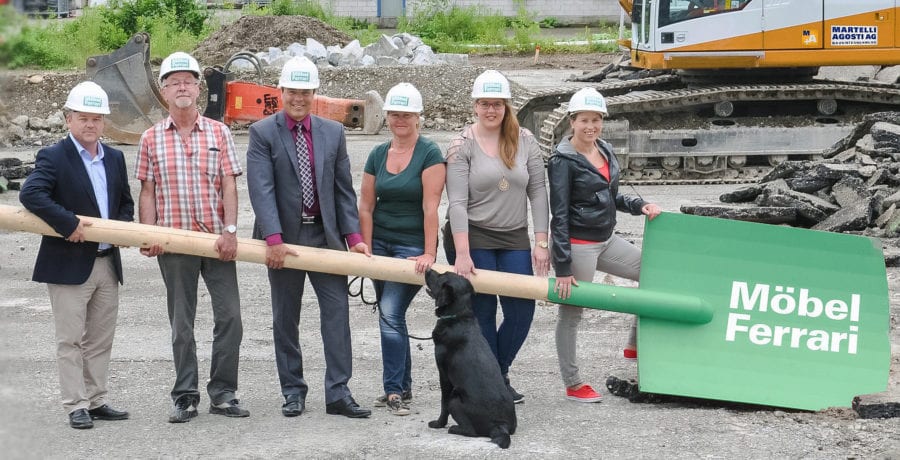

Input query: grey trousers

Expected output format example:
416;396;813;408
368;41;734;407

157;253;243;406
47;257;118;414
268;222;353;404
555;235;641;388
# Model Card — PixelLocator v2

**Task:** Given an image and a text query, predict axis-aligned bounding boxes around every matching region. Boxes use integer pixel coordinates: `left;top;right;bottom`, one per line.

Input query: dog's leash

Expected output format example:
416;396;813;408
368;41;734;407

347;276;434;341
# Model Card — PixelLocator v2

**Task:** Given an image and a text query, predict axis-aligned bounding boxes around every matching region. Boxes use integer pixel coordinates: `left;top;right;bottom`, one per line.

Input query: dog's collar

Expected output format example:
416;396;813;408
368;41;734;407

437;314;457;321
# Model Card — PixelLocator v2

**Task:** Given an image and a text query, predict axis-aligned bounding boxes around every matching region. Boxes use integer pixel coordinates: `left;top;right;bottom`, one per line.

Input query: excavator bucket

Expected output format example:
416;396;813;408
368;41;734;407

86;33;167;145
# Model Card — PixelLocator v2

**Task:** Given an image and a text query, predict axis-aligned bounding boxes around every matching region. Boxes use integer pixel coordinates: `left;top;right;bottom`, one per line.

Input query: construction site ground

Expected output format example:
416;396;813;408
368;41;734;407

0;27;898;457
1;128;899;458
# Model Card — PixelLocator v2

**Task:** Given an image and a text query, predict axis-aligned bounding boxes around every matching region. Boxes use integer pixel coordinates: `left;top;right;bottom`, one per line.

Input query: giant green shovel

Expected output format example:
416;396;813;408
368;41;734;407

0;205;888;410
619;213;891;411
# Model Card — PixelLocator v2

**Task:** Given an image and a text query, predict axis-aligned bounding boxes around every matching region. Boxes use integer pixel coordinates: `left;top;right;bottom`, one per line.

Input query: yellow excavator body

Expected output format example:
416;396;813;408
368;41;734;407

628;0;899;70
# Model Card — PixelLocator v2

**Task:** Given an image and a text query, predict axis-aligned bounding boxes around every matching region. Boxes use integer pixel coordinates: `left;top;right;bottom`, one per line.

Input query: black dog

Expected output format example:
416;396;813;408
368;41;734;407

424;269;517;449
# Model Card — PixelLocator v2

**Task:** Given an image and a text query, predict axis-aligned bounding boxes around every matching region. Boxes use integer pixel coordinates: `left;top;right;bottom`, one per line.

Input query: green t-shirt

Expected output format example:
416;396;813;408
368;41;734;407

364;136;445;248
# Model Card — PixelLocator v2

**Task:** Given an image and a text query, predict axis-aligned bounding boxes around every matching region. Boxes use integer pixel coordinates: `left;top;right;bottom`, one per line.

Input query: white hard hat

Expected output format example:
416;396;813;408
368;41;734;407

278;57;320;90
383;83;423;113
567;87;608;117
159;51;201;85
64;81;110;115
471;70;511;99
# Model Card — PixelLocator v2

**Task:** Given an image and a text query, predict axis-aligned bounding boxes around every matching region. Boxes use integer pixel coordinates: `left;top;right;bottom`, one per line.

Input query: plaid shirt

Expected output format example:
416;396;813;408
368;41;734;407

135;114;242;233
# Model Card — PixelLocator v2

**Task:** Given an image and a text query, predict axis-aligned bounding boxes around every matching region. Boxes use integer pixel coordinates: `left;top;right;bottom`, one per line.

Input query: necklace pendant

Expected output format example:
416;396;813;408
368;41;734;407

498;176;509;192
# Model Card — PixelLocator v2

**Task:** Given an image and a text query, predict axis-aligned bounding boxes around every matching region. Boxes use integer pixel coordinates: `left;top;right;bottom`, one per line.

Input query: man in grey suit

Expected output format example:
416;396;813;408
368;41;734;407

246;56;372;419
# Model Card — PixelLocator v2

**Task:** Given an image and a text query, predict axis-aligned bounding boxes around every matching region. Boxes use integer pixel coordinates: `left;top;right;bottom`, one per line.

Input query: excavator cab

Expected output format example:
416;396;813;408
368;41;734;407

629;0;898;70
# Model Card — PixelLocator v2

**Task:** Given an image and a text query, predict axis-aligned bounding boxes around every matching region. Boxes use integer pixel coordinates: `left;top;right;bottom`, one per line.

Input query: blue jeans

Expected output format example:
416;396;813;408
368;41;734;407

446;247;535;376
372;239;423;395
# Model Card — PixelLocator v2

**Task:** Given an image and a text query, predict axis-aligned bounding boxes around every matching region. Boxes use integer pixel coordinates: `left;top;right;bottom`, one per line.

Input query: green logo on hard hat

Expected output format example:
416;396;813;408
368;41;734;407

389;95;409;106
584;96;604;107
171;57;190;69
482;82;502;93
291;71;311;82
83;96;102;107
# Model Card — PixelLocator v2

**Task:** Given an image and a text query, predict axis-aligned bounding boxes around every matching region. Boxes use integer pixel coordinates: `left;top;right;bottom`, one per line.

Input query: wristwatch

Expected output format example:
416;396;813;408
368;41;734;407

225;225;237;234
537;240;549;249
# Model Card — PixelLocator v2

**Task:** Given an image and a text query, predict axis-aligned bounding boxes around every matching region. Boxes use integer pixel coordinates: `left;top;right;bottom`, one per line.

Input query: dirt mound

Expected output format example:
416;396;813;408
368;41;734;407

193;15;354;66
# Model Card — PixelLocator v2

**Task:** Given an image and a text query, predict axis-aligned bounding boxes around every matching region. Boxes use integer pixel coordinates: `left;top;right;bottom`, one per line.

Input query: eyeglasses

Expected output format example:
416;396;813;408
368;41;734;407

163;80;200;88
476;101;505;111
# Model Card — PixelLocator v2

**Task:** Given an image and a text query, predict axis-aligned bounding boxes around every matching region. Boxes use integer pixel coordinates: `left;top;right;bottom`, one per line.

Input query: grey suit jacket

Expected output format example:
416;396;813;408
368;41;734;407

247;111;361;250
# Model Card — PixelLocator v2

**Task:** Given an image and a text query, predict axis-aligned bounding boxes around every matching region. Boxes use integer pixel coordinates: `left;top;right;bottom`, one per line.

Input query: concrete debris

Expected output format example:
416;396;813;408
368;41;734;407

679;205;798;225
682;112;900;262
0;157;29;192
227;33;467;72
874;65;900;84
719;185;762;203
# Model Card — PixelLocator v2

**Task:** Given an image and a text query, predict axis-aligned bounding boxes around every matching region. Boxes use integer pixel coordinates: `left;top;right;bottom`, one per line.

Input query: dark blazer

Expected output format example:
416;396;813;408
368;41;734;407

247;111;361;249
20;136;135;285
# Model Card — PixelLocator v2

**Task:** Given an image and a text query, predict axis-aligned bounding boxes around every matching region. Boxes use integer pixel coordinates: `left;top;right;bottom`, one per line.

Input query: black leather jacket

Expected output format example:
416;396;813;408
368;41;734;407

547;137;646;276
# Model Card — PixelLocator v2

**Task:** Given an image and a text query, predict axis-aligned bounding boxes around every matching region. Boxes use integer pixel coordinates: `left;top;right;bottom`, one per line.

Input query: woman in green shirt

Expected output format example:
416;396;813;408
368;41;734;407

358;83;446;416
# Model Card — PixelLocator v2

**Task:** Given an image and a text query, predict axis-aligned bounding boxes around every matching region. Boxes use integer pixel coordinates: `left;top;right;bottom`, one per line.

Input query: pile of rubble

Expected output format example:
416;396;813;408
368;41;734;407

194;15;467;70
682;111;900;261
192;15;355;65
223;33;468;71
0;72;82;148
0;158;31;192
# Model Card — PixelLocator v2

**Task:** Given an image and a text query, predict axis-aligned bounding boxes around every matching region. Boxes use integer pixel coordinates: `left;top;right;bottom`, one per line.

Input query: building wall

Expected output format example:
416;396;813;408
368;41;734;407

331;0;378;17
330;0;623;25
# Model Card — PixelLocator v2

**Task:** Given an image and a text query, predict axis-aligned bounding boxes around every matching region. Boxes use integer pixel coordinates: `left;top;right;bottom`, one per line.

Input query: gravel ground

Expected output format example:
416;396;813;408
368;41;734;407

0;128;898;458
0;29;898;455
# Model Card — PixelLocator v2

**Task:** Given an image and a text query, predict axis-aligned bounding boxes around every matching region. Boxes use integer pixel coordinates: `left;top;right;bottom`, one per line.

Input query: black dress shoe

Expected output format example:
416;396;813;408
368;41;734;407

282;394;305;417
325;396;371;418
89;404;129;420
69;409;94;429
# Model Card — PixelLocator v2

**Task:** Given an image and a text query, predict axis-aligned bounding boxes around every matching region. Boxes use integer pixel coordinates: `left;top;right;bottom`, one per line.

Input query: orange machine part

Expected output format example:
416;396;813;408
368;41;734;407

223;81;364;128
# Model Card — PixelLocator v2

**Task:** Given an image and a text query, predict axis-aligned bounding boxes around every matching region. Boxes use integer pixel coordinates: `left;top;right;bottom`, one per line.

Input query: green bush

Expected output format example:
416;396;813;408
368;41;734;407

144;13;204;58
539;17;558;29
0;1;212;69
400;2;506;47
100;0;211;44
248;0;327;19
2;22;70;68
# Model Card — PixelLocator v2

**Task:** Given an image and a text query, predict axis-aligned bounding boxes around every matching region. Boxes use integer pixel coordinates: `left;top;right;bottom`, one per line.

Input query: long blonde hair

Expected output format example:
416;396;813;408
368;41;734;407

497;100;520;169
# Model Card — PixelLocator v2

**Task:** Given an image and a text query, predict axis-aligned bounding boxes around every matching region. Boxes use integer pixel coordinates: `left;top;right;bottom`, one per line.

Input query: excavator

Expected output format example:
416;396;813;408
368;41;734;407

87;33;384;145
514;0;900;183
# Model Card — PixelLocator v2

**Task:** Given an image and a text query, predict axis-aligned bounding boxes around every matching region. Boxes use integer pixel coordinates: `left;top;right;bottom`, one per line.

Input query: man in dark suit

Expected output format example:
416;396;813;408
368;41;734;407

247;56;372;419
19;81;134;429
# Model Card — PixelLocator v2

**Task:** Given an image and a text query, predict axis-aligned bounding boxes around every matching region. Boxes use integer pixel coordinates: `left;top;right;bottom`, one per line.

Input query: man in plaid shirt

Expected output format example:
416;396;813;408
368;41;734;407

136;52;249;423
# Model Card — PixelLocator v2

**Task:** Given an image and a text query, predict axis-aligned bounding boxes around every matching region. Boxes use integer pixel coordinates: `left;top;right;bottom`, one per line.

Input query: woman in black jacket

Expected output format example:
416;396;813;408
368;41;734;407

547;87;661;403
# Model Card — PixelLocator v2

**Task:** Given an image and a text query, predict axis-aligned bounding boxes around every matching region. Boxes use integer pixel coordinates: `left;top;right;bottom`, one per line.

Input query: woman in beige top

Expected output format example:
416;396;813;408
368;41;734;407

443;70;550;404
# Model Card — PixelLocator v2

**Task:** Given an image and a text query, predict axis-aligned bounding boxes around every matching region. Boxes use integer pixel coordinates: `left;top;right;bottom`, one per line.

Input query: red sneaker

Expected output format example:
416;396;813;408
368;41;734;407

623;348;637;360
566;385;602;403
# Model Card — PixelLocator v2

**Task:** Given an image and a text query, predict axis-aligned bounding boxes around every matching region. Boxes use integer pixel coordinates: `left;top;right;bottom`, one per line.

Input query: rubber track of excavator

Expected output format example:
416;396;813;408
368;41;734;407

528;79;900;185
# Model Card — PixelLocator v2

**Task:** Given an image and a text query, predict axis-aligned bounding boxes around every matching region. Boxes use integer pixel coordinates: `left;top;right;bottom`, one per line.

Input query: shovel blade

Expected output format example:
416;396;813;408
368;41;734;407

637;213;890;411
